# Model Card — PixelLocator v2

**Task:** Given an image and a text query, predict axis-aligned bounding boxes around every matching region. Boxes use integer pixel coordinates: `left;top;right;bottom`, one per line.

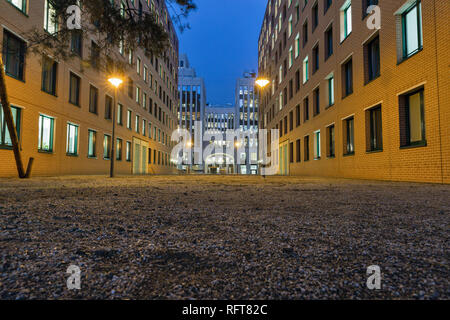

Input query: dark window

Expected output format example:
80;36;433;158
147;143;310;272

312;3;319;31
69;72;81;106
342;58;353;97
302;21;308;47
289;79;293;100
367;105;383;151
304;135;310;161
116;138;122;161
366;35;380;82
304;97;309;121
289;142;294;163
344;117;355;155
296;139;301;162
2;30;26;81
90;41;100;69
70;31;82;56
324;0;332;13
295;69;300;92
105;95;112;120
284;116;288;134
296;104;301;127
313;87;320;116
289;111;293;131
399;88;426;147
327;124;335;157
89;85;98;114
325;26;333;59
42;56;57;95
313;45;319;72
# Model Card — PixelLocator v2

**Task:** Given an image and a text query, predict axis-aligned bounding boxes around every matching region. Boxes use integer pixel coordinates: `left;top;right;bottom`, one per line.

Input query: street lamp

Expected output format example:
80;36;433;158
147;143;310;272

255;78;270;89
255;77;270;175
108;76;123;178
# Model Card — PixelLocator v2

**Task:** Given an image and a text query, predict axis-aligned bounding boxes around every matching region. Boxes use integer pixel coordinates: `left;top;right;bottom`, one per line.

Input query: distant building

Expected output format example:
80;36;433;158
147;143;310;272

204;105;235;174
235;72;259;175
178;54;207;172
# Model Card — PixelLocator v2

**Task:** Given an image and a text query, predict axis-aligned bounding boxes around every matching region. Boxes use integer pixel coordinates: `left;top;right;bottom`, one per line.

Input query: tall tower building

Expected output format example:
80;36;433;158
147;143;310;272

235;72;259;175
177;54;207;172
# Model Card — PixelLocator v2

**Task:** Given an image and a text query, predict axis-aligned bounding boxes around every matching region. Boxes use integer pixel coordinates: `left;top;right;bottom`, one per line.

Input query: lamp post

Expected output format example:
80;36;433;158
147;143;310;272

255;77;270;175
108;77;123;178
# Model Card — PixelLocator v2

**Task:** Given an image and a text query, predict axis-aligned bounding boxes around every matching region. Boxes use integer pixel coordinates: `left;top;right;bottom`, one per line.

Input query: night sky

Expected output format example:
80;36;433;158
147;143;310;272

178;0;267;106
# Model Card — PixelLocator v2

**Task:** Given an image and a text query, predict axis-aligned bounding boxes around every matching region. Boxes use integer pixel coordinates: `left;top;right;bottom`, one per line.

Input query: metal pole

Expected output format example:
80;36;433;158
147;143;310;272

110;87;117;178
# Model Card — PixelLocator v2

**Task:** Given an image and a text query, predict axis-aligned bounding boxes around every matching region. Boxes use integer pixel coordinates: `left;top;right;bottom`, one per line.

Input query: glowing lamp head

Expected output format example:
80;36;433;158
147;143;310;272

108;77;123;88
255;78;270;88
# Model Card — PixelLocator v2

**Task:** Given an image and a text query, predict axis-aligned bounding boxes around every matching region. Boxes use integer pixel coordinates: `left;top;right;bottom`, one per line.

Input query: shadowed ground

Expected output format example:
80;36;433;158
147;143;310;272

0;175;448;299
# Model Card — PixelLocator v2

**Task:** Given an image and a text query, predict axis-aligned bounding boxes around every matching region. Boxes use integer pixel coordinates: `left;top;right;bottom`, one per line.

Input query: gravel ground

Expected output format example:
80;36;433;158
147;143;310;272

0;175;448;300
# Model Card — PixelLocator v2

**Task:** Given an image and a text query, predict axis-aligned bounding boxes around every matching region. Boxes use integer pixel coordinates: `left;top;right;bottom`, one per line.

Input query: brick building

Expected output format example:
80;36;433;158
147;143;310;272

258;0;449;183
0;0;178;177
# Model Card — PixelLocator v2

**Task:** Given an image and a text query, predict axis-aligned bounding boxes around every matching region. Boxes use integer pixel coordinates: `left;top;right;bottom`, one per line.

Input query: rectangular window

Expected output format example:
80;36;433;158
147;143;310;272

304;97;309;122
117;103;123;125
7;0;26;13
70;31;82;57
116;138;122;161
44;0;58;34
342;58;353;97
399;88;426;147
126;141;131;161
303;21;308;47
135;115;140;133
38;114;54;152
312;45;319;73
295;69;300;92
366;105;383;151
401;1;423;59
312;2;319;30
105;96;112;120
103;134;112;159
304;135;310;161
296;104;301;127
0;105;21;147
69;72;81;106
2;30;26;81
303;56;309;83
88;129;96;158
296;139;301;162
66;123;79;156
127;110;132;129
327;124;335;157
313;87;320;116
325;26;333;59
324;0;332;13
314;130;321;159
42;56;57;95
341;1;352;41
89;85;98;114
327;75;335;106
344;116;355;155
366;35;380;82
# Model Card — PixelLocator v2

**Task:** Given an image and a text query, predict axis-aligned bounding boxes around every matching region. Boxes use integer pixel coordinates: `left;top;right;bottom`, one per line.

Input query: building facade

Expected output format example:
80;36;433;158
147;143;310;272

258;0;449;183
204;105;235;174
235;72;259;175
0;0;179;177
177;53;207;172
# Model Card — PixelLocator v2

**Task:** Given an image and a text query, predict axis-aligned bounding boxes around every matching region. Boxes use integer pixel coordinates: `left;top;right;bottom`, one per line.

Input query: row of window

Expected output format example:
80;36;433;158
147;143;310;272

261;0;423;111
0;107;174;163
279;87;426;165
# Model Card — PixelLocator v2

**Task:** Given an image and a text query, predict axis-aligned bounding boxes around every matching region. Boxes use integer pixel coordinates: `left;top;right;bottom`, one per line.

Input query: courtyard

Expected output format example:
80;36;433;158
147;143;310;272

0;175;448;299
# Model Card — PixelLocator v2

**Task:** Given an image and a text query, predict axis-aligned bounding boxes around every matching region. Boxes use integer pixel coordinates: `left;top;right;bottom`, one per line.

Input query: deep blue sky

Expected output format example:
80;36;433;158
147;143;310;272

178;0;267;105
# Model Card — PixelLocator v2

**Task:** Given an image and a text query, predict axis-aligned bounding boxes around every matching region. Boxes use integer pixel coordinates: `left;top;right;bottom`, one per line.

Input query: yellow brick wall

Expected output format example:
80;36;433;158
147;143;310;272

0;0;178;177
259;0;449;183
